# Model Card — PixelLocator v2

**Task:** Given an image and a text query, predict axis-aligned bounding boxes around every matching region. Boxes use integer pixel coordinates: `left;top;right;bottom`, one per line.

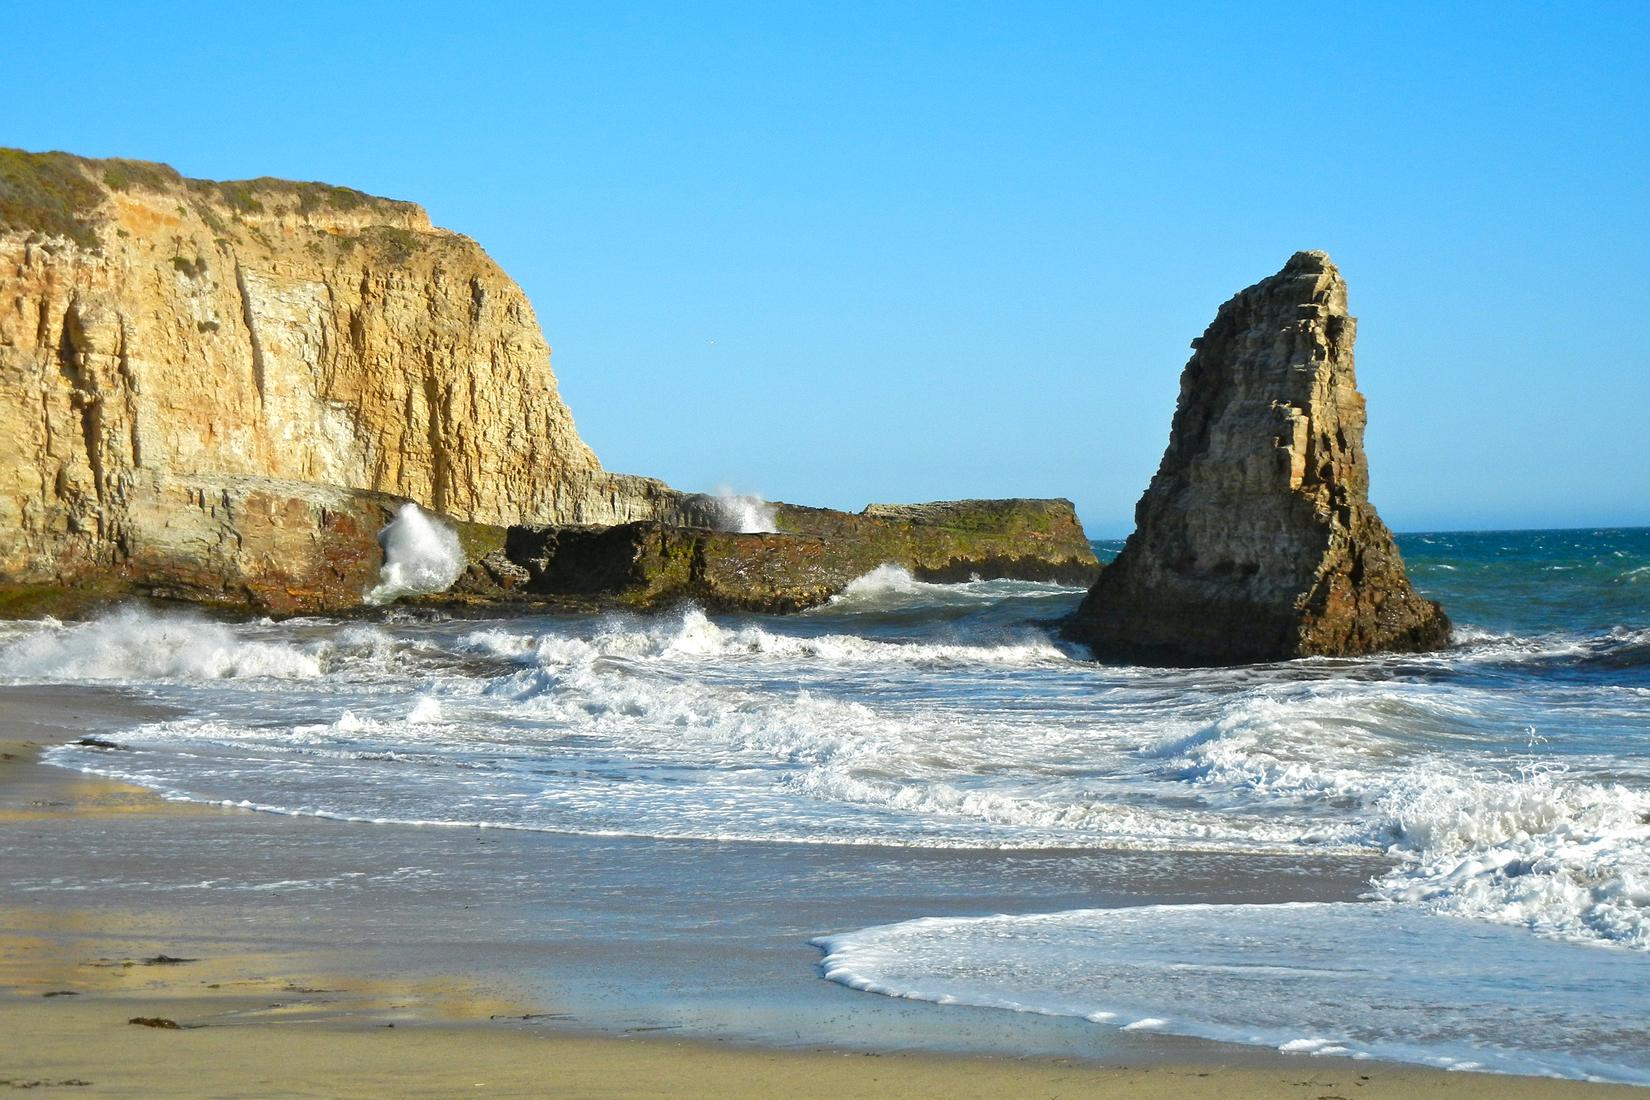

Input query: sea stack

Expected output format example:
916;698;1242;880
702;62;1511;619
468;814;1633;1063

1068;251;1449;665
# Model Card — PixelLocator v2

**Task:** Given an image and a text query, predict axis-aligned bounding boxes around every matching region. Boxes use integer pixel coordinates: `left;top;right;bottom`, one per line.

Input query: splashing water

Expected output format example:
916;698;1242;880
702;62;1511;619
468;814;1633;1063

711;487;777;533
364;503;466;604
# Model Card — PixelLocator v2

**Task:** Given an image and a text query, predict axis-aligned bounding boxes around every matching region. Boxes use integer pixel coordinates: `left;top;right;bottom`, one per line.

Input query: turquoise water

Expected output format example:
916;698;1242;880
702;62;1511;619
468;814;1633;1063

2;526;1647;1080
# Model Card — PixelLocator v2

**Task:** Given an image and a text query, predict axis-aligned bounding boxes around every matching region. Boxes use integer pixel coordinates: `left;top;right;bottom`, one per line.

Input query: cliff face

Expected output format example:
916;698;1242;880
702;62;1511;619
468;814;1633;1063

1067;251;1449;665
0;149;653;609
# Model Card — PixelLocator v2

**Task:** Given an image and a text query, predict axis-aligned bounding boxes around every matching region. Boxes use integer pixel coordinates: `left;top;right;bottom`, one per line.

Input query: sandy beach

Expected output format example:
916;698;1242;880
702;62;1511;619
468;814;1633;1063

2;684;1642;1098
8;998;1645;1100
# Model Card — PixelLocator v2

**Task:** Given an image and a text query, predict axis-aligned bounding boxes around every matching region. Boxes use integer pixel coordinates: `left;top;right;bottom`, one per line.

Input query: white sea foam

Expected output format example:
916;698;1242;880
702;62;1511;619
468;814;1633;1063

813;902;1650;1084
1374;764;1650;948
483;606;1073;670
19;581;1650;956
42;607;1352;852
31;604;1650;899
20;603;1650;936
365;503;466;604
1429;624;1600;666
1140;676;1650;949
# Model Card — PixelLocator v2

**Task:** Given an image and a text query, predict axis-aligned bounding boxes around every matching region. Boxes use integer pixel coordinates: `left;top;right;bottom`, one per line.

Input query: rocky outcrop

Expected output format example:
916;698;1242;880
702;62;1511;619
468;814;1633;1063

0;149;1100;617
0;149;662;611
1066;251;1448;665
503;498;1099;613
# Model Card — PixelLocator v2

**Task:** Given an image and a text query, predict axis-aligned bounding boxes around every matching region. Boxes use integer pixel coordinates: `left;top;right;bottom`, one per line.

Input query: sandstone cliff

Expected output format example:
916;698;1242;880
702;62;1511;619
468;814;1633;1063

0;149;657;610
1067;251;1449;665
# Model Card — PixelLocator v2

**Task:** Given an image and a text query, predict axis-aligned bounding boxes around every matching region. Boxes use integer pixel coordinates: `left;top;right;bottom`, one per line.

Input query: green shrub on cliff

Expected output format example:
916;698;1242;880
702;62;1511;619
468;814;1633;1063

364;225;424;263
204;179;267;214
171;255;209;279
101;159;183;192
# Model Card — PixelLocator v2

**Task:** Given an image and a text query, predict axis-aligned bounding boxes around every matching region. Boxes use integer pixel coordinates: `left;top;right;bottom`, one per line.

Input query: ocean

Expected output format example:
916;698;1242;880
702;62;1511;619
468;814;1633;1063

3;527;1648;1083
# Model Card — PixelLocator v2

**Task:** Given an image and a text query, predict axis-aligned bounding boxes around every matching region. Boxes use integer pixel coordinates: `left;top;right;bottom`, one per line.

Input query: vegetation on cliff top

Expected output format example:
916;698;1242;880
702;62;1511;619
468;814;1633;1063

0;149;106;249
0;146;426;252
183;176;419;220
100;158;184;193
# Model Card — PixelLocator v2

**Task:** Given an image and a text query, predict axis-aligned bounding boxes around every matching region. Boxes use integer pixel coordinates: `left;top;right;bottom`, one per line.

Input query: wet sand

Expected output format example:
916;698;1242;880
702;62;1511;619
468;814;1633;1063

9;995;1645;1099
2;685;1642;1097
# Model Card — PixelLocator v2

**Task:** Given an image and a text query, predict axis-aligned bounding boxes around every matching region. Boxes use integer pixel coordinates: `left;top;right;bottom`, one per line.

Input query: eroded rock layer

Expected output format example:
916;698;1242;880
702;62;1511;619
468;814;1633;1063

1067;251;1448;665
0;149;655;609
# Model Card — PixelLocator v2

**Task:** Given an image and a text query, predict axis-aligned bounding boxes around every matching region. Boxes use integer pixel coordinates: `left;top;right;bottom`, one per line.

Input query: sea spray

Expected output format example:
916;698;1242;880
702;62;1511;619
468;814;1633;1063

365;504;466;604
711;487;777;534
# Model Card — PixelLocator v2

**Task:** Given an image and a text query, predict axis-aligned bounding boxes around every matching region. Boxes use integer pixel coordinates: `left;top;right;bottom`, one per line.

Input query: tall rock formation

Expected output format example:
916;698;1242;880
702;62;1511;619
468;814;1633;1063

1068;251;1449;665
0;149;660;610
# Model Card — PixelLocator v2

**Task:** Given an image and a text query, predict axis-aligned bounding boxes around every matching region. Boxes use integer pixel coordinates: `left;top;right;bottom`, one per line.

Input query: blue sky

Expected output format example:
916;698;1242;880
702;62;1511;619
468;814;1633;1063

10;2;1646;535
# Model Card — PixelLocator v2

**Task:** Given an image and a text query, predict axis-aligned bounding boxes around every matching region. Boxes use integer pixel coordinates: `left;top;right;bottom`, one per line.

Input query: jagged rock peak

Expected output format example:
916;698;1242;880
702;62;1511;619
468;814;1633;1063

1066;250;1449;665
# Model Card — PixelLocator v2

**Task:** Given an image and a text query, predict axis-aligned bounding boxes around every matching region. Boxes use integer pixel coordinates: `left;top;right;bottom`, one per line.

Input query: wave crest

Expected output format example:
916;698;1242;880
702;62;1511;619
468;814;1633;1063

0;609;324;681
468;606;1072;670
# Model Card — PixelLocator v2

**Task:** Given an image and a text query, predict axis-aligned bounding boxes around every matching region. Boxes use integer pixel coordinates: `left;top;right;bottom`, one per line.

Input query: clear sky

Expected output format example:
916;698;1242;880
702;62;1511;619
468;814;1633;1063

9;2;1646;535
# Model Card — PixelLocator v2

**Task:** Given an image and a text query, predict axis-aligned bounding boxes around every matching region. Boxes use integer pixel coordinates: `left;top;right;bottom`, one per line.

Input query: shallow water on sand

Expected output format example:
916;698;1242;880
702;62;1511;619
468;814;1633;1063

3;528;1648;1081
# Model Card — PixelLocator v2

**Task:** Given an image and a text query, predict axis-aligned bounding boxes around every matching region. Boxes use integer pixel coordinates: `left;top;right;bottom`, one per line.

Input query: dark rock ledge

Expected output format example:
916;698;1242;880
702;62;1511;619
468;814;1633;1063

463;498;1100;615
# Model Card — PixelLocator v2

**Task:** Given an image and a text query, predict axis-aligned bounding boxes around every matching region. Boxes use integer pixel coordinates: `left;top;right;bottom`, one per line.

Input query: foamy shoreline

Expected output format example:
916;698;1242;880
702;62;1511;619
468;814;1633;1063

2;683;1644;1096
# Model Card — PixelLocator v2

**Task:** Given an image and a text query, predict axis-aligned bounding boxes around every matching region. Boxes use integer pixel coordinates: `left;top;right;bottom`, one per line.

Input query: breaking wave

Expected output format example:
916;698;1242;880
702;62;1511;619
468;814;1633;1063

0;609;325;681
466;605;1072;669
1149;675;1650;949
820;564;1085;614
0;609;429;685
